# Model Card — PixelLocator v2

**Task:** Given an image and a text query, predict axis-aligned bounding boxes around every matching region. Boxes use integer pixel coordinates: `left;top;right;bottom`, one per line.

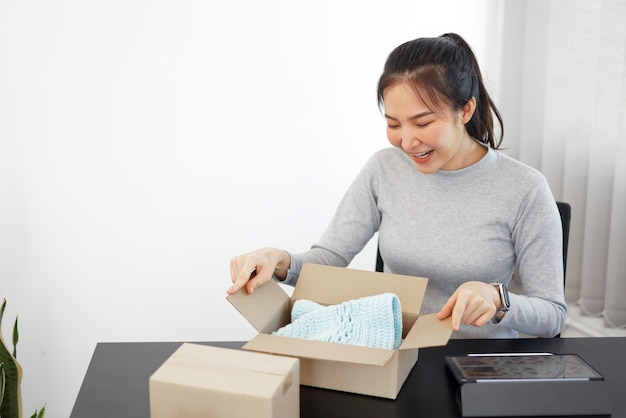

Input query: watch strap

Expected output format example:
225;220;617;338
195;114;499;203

490;282;510;313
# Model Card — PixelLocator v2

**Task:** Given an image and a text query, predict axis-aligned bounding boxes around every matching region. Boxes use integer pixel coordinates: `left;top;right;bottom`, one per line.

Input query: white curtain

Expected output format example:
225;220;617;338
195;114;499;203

491;0;626;329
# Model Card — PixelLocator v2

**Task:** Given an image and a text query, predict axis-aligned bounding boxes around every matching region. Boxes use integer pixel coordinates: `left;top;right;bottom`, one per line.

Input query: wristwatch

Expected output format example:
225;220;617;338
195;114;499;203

490;283;510;313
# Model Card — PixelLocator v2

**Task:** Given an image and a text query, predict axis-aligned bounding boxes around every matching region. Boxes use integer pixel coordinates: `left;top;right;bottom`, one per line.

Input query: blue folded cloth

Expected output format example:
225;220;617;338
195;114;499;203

273;293;403;350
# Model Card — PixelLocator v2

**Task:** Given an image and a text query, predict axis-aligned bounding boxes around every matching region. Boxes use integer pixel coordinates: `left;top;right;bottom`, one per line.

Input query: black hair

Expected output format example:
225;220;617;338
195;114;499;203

377;33;503;149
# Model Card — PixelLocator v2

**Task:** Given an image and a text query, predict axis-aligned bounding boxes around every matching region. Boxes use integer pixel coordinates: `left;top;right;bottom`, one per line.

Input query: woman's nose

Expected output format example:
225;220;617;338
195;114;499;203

401;128;420;150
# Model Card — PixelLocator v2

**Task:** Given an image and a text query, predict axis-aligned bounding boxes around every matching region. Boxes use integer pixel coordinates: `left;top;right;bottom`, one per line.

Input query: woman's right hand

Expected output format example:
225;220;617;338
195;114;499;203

228;247;291;295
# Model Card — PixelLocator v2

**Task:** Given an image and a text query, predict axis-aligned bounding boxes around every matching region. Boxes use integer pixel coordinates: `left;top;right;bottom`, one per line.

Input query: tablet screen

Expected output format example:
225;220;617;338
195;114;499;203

445;353;604;384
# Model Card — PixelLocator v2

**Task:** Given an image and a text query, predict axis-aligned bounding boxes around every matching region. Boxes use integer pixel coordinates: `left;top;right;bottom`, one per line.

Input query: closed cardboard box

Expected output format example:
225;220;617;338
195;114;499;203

227;263;453;399
149;343;299;418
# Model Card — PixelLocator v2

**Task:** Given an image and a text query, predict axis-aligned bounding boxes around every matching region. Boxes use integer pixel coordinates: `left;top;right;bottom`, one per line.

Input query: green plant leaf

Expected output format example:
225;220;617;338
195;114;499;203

29;405;46;418
0;298;23;418
0;298;6;329
0;298;45;418
12;316;19;358
0;362;5;406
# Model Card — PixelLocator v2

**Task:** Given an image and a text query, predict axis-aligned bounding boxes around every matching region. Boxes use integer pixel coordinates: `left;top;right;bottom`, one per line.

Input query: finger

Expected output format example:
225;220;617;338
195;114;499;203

472;311;495;328
461;304;483;327
227;276;248;295
229;259;239;284
229;256;247;283
437;295;456;320
460;296;495;327
436;306;451;320
451;293;469;331
246;267;274;294
227;262;257;295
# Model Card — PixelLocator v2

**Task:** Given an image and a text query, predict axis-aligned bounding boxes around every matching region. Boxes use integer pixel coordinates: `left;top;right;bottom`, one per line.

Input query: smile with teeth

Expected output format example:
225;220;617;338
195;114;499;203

414;150;433;158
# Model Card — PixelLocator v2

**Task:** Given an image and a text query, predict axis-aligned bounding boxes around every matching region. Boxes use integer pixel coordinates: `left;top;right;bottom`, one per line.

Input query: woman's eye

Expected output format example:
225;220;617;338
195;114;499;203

387;124;400;129
417;122;432;128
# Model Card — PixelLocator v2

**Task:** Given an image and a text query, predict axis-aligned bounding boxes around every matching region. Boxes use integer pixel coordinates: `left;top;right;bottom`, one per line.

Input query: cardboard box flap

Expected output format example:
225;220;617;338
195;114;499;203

173;343;296;378
153;343;297;397
244;333;396;367
400;313;453;350
227;279;291;334
292;264;427;315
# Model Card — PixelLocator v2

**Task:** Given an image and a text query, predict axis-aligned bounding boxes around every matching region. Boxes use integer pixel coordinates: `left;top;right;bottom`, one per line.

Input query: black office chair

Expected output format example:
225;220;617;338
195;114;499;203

556;201;571;280
375;201;571;337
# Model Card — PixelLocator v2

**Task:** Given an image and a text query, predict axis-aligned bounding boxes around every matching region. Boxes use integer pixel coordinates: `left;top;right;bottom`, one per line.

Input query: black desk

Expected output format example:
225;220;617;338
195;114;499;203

71;337;625;418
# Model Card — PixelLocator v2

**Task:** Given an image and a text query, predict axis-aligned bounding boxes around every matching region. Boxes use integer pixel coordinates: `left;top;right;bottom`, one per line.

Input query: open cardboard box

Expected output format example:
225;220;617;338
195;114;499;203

227;263;453;399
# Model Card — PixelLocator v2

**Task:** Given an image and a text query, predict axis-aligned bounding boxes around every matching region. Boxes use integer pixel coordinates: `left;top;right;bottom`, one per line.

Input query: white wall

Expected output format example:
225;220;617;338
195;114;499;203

0;1;490;416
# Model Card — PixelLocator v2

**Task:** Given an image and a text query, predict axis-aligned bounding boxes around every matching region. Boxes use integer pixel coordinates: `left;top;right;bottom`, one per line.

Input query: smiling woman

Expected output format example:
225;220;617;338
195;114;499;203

229;33;567;341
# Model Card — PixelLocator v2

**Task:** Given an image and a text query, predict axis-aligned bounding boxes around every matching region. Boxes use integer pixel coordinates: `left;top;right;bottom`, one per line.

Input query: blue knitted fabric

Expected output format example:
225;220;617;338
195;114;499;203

273;293;402;350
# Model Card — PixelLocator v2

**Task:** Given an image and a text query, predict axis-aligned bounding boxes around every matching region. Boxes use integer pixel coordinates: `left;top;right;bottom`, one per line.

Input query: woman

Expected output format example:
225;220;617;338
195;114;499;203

228;33;567;338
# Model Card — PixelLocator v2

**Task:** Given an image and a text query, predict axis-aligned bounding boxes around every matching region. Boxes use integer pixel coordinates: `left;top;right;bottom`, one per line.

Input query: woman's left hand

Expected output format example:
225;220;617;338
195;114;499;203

436;281;502;331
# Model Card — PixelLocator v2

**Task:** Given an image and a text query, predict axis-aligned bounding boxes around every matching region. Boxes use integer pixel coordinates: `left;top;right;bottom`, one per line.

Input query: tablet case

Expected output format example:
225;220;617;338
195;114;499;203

456;379;612;417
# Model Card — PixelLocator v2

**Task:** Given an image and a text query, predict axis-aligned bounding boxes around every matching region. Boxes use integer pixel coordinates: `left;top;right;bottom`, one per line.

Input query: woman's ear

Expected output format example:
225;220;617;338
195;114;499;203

461;97;477;125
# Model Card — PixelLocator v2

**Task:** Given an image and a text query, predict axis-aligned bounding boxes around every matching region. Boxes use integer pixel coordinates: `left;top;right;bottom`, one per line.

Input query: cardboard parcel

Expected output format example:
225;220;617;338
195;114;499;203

149;343;299;418
227;263;453;399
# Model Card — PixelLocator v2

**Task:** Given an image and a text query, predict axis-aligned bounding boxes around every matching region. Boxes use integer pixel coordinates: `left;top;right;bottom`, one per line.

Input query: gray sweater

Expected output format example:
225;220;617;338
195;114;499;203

284;147;567;338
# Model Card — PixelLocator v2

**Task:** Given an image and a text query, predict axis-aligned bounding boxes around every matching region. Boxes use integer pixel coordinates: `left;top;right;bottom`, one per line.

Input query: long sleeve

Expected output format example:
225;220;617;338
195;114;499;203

282;146;567;338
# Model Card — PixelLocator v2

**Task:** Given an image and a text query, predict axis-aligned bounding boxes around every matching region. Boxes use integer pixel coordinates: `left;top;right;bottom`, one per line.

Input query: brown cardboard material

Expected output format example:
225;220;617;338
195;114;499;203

149;343;299;418
227;263;453;399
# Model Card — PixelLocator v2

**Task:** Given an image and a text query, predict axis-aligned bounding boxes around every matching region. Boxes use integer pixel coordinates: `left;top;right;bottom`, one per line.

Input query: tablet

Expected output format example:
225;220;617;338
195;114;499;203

445;353;604;384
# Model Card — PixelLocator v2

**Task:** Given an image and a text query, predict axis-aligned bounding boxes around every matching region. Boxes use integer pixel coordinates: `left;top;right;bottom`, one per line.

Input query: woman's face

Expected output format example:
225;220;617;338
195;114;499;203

383;82;481;174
